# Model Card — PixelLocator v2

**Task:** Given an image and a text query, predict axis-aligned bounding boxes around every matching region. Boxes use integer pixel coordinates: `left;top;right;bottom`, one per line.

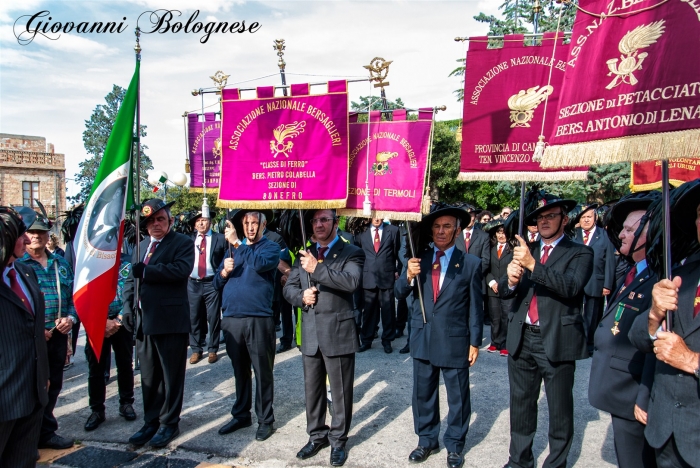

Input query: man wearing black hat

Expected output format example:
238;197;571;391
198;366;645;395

395;205;484;468
499;192;593;468
455;205;490;278
187;210;226;364
574;204;616;355
283;209;364;467
0;207;49;467
588;193;658;468
122;199;195;448
629;180;700;468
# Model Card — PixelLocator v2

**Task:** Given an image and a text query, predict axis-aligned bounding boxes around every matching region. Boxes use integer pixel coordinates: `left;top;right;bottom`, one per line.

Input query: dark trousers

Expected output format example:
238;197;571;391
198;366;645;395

85;326;134;412
137;333;188;427
40;331;67;443
0;403;43;468
487;295;511;349
303;350;355;448
655;434;694;468
71;320;80;356
396;298;408;332
611;415;657;468
221;316;275;424
507;328;576;468
412;358;471;454
188;279;222;354
583;295;604;351
360;287;396;345
279;297;295;348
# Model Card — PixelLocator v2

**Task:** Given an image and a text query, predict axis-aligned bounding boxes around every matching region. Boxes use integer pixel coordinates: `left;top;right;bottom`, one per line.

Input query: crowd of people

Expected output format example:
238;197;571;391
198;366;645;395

1;180;699;468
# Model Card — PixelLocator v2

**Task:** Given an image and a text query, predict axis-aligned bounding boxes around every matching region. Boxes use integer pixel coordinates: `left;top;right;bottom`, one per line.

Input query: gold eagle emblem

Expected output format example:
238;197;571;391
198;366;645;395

213;137;222;158
605;20;665;90
270;121;306;158
507;85;554;128
372;151;398;176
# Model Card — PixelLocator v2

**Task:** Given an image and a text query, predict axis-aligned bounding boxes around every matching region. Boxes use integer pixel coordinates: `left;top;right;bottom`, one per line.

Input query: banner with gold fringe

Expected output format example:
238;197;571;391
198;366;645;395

631;157;700;191
217;81;349;209
541;0;700;168
458;33;588;181
188;112;221;191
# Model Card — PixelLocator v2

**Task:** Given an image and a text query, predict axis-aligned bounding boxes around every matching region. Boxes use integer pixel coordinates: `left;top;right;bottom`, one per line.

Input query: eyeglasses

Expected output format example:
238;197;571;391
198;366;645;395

535;212;563;222
311;217;335;225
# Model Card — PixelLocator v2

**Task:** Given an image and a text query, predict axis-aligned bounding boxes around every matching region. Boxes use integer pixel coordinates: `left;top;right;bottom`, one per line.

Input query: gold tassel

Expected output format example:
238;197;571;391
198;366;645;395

215;199;348;210
532;135;546;163
457;171;587;182
421;194;432;214
185;161;191;173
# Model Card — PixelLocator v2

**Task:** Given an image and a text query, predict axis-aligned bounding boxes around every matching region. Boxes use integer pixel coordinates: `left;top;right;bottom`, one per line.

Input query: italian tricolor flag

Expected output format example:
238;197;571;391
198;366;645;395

73;63;139;359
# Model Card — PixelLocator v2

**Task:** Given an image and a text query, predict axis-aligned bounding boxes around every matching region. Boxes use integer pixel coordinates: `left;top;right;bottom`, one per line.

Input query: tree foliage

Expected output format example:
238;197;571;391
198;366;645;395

72;85;153;204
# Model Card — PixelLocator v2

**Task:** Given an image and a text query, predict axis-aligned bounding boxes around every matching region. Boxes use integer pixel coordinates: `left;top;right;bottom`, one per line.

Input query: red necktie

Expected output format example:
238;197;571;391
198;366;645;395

693;281;700;318
144;241;160;265
374;228;380;253
498;244;503;259
583;230;590;245
198;235;207;279
432;250;445;303
7;269;34;316
318;247;328;262
529;233;536;242
527;245;552;324
464;231;471;250
617;265;637;297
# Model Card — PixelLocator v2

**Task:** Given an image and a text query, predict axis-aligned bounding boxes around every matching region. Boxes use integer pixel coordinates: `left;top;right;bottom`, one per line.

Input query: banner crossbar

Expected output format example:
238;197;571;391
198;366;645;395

196;78;370;95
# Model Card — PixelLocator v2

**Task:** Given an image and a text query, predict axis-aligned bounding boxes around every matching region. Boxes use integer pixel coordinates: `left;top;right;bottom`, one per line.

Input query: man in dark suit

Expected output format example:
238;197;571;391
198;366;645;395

357;217;400;353
455;205;490;277
485;220;514;356
588;193;659;468
283;209;364;467
526;225;539;245
629;180;700;468
122;199;195;448
499;192;593;468
574;204;616;355
395;205;483;468
188;210;226;364
0;207;49;467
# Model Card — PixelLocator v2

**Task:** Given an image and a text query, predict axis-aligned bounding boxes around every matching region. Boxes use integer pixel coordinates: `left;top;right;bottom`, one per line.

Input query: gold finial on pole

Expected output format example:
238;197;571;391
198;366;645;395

364;57;392;89
273;39;286;70
134;27;141;60
210;71;230;91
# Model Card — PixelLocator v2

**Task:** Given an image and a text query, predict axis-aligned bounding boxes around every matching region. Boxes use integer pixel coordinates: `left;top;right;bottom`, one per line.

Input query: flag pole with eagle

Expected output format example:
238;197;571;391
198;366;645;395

72;61;139;360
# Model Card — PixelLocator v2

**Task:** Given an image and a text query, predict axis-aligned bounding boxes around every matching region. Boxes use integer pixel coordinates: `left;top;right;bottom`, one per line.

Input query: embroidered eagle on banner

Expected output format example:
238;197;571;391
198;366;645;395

270;121;306;158
507;85;554;128
605;20;666;90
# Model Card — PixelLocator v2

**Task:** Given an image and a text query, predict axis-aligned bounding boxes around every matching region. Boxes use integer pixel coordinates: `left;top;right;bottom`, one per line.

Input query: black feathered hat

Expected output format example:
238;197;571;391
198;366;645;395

524;191;577;227
605;191;660;255
139;199;176;227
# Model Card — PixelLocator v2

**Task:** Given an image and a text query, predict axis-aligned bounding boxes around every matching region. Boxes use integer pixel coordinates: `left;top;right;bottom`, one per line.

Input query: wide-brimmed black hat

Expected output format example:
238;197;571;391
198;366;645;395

605;191;660;253
524;192;577;226
483;219;505;236
421;203;470;232
672;178;700;237
140;199;176;227
187;209;219;228
230;209;274;238
12;206;37;234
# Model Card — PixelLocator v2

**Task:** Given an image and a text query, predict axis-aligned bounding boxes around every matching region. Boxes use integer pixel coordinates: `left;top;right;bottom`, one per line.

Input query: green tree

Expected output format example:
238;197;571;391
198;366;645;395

351;95;405;111
72;84;153;204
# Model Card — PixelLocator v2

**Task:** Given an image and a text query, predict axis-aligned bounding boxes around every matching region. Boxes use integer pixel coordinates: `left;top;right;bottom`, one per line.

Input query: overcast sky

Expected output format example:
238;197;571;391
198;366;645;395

1;0;502;198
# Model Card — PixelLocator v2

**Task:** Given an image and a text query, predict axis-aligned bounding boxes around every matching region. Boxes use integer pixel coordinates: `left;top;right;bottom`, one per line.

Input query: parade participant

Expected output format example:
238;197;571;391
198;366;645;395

357;217;401;353
573;204;616;355
629;179;700;468
215;210;280;442
501;207;513;220
526;225;539;244
484;220;513;356
187;210;226;364
19;211;77;450
283;209;364;467
479;210;493;224
456;205;490;276
499;191;593;468
588;192;659;468
0;207;49;467
83;254;136;431
122;199;194;448
46;233;64;257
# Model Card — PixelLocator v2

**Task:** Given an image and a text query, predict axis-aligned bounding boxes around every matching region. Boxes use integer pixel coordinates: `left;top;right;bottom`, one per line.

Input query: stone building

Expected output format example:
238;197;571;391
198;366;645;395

0;133;67;225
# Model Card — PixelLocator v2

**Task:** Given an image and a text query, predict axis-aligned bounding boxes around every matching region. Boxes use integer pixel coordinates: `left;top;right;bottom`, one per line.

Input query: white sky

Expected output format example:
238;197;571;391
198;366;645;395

1;0;503;198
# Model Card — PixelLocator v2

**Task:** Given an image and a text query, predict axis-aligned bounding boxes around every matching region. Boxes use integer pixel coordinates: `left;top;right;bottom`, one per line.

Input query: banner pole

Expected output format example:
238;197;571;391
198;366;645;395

661;159;673;331
298;209;314;309
133;27;142;369
406;222;427;324
518;181;526;238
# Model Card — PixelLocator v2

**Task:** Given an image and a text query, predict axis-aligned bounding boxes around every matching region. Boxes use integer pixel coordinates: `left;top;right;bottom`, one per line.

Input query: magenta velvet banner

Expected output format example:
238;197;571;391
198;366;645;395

187;112;221;190
541;0;700;167
458;33;588;181
338;112;432;221
218;81;349;209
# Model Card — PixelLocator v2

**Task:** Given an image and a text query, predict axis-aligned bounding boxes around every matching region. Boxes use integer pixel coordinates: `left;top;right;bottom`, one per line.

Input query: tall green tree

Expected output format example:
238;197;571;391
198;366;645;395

72;85;153;204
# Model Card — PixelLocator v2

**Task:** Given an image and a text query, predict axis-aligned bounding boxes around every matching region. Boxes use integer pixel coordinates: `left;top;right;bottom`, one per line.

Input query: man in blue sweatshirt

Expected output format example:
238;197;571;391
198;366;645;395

214;209;280;442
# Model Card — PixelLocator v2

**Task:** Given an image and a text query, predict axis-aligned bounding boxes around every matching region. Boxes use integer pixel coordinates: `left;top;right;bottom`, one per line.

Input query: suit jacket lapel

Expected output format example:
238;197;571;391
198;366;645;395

0;281;31;314
541;237;569;268
149;230;173;265
378;226;390;253
321;239;344;267
603;267;650;319
437;249;462;301
420;253;434;308
3;264;39;316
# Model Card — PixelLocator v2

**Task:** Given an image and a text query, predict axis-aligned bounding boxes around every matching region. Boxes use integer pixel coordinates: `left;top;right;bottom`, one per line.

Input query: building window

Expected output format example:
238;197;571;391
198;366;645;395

22;181;39;207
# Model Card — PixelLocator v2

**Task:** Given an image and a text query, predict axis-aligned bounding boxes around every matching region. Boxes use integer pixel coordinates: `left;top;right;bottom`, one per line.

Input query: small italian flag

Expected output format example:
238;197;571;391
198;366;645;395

73;63;139;359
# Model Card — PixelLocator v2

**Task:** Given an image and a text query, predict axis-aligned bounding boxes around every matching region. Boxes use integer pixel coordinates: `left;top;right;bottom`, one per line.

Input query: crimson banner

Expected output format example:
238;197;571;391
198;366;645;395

338;109;432;221
631;158;700;191
458;33;588;181
217;82;349;209
187;112;221;190
542;0;700;168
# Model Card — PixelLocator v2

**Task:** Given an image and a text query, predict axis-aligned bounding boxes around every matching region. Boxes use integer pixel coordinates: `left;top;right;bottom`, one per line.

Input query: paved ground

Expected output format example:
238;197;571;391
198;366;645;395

42;326;617;467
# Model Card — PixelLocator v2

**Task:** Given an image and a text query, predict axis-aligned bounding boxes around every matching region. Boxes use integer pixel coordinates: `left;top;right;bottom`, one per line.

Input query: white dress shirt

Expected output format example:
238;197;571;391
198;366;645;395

191;230;214;278
432;244;456;290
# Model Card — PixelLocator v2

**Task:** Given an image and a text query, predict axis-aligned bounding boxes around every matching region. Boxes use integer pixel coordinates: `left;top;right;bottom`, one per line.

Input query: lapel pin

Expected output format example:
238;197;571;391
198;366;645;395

637;293;644;298
333;254;337;258
455;264;459;268
628;292;635;300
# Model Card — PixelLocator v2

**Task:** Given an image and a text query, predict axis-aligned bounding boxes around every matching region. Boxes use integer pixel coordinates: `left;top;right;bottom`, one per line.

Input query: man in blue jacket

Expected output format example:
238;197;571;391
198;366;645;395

214;209;280;443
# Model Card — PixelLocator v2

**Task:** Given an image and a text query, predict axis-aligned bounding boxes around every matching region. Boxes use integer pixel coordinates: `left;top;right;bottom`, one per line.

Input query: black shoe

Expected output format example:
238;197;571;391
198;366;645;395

129;424;159;446
255;423;275;441
84;411;105;431
383;343;393;354
358;343;371;353
218;418;252;435
39;434;74;450
119;404;137;421
447;452;464;468
297;440;330;459
276;343;292;354
409;445;436;463
330;446;348;466
149;425;180;448
399;344;410;354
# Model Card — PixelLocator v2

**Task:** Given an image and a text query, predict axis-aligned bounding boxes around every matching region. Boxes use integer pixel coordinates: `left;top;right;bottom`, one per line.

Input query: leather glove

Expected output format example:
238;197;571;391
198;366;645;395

131;262;146;279
121;311;134;333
